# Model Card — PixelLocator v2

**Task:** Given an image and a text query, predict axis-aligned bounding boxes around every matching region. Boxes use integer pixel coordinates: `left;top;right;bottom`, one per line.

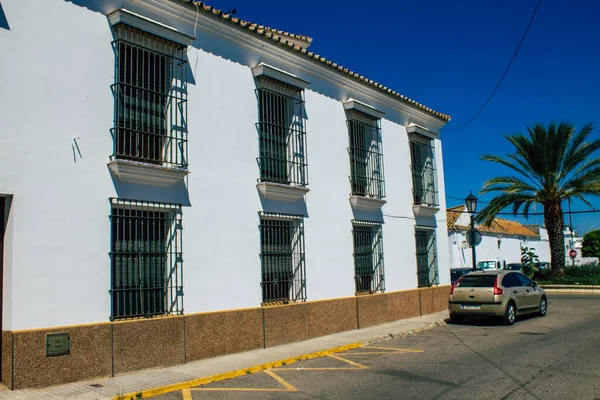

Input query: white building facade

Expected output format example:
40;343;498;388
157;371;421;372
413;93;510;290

0;0;451;388
447;206;551;268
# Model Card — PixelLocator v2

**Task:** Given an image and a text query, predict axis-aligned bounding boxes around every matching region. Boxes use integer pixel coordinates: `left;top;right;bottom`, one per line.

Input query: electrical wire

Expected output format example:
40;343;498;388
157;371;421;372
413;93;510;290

445;0;543;131
445;195;599;216
186;2;201;80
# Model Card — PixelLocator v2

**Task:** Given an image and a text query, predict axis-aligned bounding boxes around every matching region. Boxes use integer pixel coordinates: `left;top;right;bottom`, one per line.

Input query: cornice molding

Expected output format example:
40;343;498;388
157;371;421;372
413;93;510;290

127;0;447;130
251;63;310;89
256;182;310;202
349;195;387;211
407;123;439;140
412;205;439;218
108;159;189;187
107;8;195;46
343;98;385;119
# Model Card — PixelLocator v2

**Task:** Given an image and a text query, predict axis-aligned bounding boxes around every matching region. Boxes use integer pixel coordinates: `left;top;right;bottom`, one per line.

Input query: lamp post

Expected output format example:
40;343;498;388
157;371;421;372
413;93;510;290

465;192;478;271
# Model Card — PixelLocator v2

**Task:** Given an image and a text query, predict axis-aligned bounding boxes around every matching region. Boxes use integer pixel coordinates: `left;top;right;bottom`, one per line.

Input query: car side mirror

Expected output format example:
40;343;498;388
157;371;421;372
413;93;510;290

531;282;537;289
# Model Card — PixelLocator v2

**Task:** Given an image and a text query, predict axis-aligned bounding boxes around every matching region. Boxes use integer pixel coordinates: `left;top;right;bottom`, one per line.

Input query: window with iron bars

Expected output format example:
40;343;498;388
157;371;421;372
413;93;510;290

410;139;438;206
352;220;385;294
415;228;439;287
111;24;188;169
259;212;306;305
109;198;183;320
347;110;385;198
255;77;308;186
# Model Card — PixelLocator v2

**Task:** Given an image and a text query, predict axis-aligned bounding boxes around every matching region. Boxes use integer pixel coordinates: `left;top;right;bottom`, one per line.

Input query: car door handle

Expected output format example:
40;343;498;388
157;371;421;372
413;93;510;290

526;289;530;293
513;290;518;294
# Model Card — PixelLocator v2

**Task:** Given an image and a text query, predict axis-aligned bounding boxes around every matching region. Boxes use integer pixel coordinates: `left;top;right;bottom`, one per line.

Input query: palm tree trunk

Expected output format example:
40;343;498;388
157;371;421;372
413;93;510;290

544;201;565;275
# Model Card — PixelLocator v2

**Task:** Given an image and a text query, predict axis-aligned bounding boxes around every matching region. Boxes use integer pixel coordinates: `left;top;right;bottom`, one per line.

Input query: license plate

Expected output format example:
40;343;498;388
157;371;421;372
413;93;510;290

461;304;481;310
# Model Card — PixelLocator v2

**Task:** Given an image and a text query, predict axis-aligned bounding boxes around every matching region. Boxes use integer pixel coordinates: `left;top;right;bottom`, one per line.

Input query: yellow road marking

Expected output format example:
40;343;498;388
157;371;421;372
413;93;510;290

327;354;369;369
342;351;411;355
181;388;192;400
190;370;297;393
263;369;299;391
365;347;424;352
192;388;294;392
113;342;363;399
275;367;367;371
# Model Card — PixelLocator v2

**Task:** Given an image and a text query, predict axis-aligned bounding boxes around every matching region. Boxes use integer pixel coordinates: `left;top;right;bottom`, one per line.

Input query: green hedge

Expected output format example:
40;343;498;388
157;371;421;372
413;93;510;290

535;265;600;285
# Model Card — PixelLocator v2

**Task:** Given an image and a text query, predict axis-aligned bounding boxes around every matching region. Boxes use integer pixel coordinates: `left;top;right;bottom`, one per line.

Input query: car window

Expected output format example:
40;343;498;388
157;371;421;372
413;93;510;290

451;269;470;279
477;261;498;270
516;273;533;287
502;273;519;288
457;275;497;288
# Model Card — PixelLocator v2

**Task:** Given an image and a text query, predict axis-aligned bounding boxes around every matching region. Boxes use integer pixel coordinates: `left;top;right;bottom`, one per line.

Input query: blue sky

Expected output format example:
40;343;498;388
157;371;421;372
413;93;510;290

213;0;600;234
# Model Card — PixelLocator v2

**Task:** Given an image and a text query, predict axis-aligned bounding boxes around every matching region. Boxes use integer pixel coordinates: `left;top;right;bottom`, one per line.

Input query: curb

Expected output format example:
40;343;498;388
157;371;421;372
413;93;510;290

543;289;600;294
114;318;447;399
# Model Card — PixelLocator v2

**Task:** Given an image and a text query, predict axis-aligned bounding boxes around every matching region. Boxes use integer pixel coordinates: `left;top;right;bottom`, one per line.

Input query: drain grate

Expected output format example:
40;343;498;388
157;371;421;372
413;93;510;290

519;332;546;336
89;384;104;388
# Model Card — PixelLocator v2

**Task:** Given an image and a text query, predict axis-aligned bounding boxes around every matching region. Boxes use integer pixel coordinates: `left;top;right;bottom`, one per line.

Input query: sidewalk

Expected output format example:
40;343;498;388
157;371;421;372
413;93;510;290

0;311;449;400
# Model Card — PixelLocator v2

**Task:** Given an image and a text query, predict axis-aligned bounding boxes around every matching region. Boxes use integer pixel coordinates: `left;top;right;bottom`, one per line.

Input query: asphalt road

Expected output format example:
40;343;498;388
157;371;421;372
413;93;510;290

156;294;600;400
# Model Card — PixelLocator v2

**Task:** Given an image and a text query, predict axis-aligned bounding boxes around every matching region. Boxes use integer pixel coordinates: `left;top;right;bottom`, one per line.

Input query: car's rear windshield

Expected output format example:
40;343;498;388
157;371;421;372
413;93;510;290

457;275;497;288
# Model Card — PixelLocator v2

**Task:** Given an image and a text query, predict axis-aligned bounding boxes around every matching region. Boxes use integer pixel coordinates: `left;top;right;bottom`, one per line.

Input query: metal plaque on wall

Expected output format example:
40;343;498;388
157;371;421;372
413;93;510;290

46;332;70;357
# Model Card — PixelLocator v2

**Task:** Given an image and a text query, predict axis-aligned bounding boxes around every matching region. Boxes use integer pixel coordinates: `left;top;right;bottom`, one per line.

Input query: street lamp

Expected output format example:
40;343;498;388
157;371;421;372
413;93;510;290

465;192;478;271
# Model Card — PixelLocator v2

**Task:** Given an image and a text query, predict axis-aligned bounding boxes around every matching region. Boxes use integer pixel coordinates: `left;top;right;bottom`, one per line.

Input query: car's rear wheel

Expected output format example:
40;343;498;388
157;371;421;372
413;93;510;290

538;296;547;317
502;301;516;325
450;313;463;324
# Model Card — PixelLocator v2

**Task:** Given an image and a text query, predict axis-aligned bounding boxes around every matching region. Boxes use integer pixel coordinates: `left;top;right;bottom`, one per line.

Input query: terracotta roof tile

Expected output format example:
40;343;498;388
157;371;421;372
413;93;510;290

446;205;464;230
446;207;539;238
183;1;450;122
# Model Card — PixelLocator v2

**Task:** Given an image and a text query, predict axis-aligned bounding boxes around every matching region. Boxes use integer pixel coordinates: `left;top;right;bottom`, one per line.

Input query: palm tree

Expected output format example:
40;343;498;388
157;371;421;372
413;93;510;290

477;122;600;275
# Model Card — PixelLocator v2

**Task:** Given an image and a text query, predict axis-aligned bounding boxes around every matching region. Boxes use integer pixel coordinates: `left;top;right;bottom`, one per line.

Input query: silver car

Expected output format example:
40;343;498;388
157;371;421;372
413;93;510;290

448;270;547;325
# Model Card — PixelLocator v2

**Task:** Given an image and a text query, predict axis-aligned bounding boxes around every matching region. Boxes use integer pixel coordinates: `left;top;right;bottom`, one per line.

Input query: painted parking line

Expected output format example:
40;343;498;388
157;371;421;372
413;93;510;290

114;342;363;399
178;345;425;397
183;370;298;396
361;346;425;352
342;346;425;355
275;354;369;371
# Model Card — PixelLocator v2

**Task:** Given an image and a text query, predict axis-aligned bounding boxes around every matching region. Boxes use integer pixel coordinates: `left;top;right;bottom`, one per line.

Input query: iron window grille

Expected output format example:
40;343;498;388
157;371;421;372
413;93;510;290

352;220;385;294
347;110;385;198
255;77;308;186
410;140;438;206
415;228;439;287
109;198;183;320
259;212;306;305
111;24;188;169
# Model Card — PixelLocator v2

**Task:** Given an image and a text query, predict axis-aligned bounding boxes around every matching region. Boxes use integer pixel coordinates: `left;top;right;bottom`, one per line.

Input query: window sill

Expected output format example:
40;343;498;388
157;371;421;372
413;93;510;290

349;195;387;211
412;204;439;218
256;182;310;202
108;159;189;187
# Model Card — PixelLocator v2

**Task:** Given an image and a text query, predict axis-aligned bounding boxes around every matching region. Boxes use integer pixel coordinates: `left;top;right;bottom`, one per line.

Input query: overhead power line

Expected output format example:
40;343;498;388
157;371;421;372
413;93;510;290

445;0;543;132
445;195;599;216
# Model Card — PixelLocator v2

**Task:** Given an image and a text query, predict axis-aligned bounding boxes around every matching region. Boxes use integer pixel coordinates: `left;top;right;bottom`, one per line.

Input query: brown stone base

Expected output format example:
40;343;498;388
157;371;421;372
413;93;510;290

2;285;449;389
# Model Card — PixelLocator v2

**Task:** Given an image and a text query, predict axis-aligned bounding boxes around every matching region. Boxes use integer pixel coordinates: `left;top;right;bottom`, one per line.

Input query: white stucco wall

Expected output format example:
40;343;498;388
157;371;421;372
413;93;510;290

448;229;551;269
0;0;450;330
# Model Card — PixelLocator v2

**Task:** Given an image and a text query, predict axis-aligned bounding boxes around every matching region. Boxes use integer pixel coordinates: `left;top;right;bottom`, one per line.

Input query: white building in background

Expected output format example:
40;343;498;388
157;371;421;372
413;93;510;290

0;0;452;388
564;227;598;266
447;206;550;268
